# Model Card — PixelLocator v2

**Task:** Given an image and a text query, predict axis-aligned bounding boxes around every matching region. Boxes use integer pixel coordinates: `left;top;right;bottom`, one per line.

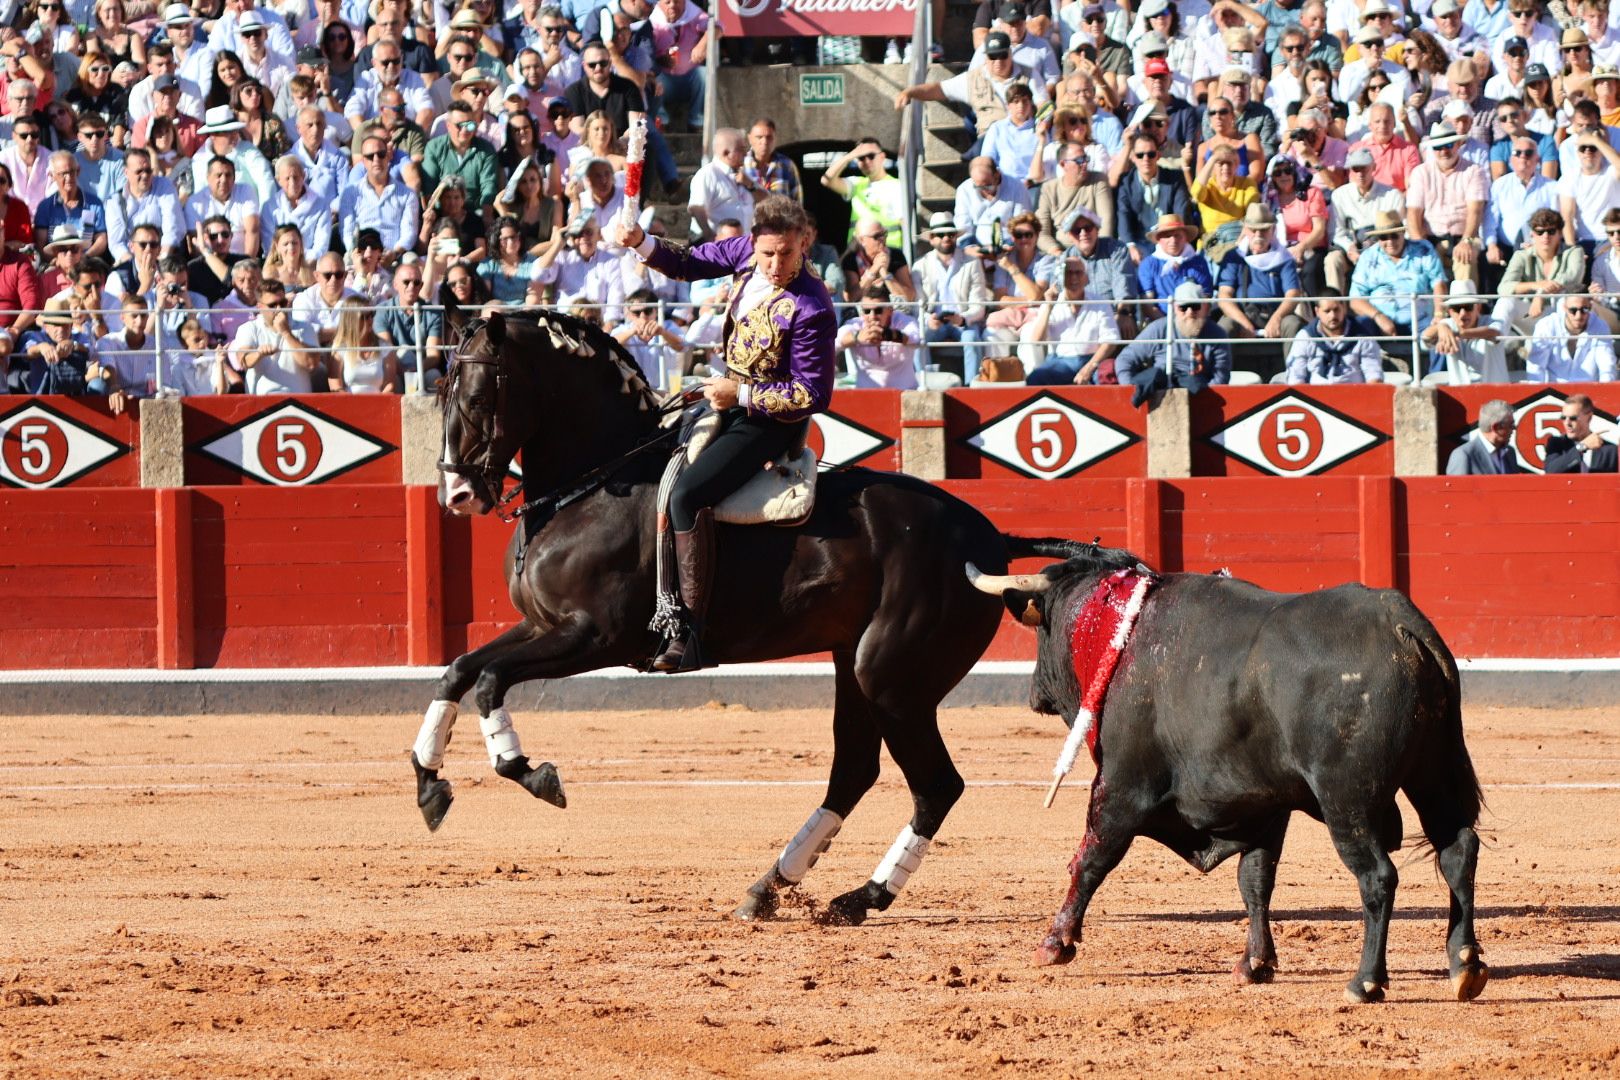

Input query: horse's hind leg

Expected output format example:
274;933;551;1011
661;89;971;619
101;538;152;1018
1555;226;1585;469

734;650;881;922
411;621;541;831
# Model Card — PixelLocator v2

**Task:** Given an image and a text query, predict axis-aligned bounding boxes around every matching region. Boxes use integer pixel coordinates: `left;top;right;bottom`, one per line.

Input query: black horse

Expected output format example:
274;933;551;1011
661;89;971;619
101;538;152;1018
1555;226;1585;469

413;306;1056;925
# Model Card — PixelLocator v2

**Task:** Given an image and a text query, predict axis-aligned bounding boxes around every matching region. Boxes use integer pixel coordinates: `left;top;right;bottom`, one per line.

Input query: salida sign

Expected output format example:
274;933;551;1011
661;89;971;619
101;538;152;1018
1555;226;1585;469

718;0;918;38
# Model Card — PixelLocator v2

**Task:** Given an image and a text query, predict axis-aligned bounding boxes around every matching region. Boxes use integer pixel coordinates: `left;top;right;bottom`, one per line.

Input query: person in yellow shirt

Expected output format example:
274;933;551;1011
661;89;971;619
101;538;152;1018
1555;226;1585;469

1188;144;1259;261
1594;66;1620;127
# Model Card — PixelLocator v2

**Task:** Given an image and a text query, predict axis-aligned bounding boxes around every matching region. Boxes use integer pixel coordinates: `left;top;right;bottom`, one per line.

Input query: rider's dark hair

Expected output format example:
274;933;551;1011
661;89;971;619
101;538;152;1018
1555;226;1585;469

752;194;810;236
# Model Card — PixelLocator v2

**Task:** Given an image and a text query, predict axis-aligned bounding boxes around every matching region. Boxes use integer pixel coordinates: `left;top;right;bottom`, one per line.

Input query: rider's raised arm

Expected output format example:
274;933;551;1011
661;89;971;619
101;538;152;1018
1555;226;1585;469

632;233;756;284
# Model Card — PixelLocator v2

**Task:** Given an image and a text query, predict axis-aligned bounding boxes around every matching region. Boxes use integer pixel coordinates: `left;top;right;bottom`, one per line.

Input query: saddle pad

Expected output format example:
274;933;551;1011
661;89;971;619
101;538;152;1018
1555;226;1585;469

714;447;817;526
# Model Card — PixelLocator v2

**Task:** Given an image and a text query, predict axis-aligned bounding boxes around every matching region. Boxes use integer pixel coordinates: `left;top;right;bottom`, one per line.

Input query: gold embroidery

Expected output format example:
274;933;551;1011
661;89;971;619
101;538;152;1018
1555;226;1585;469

752;382;813;416
726;292;797;380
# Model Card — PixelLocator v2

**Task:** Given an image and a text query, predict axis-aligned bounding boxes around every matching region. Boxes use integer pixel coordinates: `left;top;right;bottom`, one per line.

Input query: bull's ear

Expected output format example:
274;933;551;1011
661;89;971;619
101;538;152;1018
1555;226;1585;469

1005;590;1045;627
486;312;506;347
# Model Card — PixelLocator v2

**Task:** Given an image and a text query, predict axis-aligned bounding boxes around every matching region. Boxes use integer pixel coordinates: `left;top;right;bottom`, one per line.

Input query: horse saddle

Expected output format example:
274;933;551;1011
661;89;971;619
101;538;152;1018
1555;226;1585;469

659;408;818;527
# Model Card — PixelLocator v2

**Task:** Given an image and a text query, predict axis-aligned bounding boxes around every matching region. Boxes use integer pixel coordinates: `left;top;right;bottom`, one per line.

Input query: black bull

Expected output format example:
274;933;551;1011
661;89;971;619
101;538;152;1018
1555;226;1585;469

970;544;1489;1004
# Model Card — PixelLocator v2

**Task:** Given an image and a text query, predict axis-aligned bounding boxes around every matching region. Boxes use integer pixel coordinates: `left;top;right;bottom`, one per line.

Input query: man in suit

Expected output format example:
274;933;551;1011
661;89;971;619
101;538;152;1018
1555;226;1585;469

1543;393;1619;473
1115;133;1198;263
1446;398;1521;474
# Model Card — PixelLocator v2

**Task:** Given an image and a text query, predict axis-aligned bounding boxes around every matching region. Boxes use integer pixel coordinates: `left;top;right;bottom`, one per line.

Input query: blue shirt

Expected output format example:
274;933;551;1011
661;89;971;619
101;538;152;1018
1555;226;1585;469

1349;238;1447;325
1115;315;1232;387
1463;0;1511;42
1217;249;1303;301
261;189;335;258
34;191;107;243
478;257;539;304
374;301;443;372
1483;171;1560;247
337;179;422;254
982;117;1041;185
75;151;126;208
1137;251;1215;301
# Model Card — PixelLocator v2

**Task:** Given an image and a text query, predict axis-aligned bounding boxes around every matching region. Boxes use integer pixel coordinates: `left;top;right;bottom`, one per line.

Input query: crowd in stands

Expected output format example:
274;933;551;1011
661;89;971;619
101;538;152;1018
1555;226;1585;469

8;0;1620;414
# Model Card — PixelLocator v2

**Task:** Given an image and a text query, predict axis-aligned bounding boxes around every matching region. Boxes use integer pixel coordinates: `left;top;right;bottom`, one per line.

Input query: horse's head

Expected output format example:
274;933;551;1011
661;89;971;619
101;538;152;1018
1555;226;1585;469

438;312;523;515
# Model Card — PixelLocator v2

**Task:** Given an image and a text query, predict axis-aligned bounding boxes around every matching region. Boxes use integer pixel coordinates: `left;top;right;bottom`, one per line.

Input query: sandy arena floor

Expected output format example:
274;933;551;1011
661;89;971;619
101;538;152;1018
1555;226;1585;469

2;701;1619;1077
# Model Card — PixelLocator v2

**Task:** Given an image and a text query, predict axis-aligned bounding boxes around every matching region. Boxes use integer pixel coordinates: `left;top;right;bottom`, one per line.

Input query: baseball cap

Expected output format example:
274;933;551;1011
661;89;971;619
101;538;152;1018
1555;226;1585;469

152;73;179;92
999;1;1027;22
296;44;325;65
1526;62;1552;81
1504;35;1529;54
984;30;1012;57
1171;281;1207;305
1346;146;1375;168
1140;0;1171;16
1144;57;1171;77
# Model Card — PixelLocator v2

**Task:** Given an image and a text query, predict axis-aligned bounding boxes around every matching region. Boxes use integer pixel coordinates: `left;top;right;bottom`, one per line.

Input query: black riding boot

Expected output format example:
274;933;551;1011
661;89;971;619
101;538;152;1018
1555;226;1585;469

653;508;715;672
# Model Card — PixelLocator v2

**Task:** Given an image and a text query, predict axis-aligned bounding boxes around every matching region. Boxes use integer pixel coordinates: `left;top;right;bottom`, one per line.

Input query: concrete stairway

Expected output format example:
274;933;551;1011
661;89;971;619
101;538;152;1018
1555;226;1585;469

917;62;972;231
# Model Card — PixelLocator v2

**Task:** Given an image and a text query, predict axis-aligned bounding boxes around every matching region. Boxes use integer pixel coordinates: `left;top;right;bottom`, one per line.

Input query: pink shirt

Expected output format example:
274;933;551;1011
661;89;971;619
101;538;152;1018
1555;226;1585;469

1277;185;1328;245
1406;160;1488;238
650;1;709;77
1348;136;1422;193
0;147;51;215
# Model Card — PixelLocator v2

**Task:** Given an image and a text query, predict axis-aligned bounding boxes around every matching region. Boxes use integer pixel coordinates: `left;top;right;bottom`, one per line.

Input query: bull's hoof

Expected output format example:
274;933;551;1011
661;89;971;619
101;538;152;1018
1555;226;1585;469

1233;956;1276;986
494;755;567;808
412;754;454;832
1032;938;1076;967
1343;979;1386;1004
733;889;780;922
1452;947;1489;1002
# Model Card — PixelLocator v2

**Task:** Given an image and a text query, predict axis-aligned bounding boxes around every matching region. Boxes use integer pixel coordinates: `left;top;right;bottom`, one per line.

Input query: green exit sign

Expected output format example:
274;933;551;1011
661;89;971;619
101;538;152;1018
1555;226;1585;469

800;73;845;107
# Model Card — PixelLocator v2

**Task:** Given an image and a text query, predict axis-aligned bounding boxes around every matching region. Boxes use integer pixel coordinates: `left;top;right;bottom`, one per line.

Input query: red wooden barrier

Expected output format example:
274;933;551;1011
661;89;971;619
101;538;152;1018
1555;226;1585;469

1436;384;1620;473
942;387;1147;479
813;390;902;471
1189;386;1394;477
183;395;401;486
0;395;138;489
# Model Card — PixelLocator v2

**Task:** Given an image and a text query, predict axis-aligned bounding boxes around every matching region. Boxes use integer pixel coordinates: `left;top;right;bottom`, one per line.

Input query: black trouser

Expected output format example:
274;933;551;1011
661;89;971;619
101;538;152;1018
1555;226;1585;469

669;407;808;531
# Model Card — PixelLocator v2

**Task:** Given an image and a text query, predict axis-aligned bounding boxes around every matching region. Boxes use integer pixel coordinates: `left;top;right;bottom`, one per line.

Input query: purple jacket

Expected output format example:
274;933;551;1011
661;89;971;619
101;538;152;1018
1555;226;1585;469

644;234;837;423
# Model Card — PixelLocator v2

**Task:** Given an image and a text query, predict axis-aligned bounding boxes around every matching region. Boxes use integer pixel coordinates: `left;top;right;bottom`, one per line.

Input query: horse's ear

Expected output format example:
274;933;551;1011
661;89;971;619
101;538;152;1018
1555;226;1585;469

485;312;506;347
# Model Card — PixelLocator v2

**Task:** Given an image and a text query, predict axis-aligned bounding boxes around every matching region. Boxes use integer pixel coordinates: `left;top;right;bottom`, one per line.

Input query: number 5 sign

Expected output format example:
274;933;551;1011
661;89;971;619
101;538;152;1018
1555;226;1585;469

963;391;1141;479
0;400;129;489
1205;390;1389;476
193;401;393;485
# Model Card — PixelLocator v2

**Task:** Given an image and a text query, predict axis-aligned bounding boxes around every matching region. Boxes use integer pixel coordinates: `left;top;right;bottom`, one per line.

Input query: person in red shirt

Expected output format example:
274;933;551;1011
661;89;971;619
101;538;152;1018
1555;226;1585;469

1347;102;1422;192
0;243;43;345
0;164;32;254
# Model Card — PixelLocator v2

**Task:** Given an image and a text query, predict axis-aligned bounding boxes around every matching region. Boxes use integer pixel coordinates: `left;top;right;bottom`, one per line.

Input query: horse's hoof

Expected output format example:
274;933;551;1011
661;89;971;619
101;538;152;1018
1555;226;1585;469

1233;956;1275;986
1452;960;1489;1002
495;756;567;809
1343;979;1386;1004
1032;939;1076;967
816;892;869;927
412;754;454;832
732;890;780;922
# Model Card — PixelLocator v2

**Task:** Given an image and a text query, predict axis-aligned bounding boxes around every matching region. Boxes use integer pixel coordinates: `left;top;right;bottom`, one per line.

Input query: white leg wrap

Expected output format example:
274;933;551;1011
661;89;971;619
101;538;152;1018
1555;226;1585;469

479;708;523;767
873;825;931;896
775;808;844;884
412;700;459;771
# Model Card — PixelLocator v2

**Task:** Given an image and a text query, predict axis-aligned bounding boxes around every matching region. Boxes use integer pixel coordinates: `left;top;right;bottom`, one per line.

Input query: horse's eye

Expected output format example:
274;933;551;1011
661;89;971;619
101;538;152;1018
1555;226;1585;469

468;394;488;412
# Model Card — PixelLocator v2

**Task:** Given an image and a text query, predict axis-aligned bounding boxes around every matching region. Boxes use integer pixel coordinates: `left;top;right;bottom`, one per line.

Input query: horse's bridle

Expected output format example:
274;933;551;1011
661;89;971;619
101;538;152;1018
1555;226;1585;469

437;321;524;516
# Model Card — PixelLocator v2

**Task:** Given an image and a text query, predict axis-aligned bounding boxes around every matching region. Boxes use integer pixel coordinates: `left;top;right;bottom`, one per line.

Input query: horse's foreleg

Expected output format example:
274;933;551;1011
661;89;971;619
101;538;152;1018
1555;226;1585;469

470;616;617;809
412;621;542;831
734;652;879;922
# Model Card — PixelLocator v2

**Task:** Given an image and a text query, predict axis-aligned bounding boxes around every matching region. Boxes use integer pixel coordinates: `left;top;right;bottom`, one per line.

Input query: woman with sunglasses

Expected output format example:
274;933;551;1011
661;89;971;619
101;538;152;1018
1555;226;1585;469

29;0;81;58
1558;26;1596;92
1263;154;1327;297
320;21;360;105
232;78;288;160
1027;108;1106;184
65;47;129;134
1195;96;1263;178
90;0;144;69
435;256;491;314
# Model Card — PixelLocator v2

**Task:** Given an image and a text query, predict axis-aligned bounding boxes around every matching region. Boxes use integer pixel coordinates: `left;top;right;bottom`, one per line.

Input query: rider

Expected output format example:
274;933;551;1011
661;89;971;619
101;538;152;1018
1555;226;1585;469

613;194;838;672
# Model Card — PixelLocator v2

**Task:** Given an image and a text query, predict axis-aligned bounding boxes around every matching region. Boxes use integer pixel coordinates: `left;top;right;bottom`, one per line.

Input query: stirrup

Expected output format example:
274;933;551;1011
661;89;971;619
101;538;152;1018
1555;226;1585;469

652;626;704;673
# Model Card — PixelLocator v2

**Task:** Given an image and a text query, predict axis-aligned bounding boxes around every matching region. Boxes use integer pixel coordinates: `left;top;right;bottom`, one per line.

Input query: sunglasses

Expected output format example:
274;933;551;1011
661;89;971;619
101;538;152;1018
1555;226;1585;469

857;151;880;162
1073;220;1098;231
629;307;654;316
1282;43;1304;52
1012;230;1037;239
81;129;108;138
1209;108;1232;117
1533;226;1561;235
456;120;478;131
14;131;38;140
585;59;611;68
263;300;289;309
450;52;475;61
541;23;566;31
207;231;231;241
242;28;264;36
319;270;346;280
1511;148;1537;157
89;64;112;73
1175;303;1200;312
1569;305;1594;314
1564;44;1587;51
1580;145;1601;153
398;277;423;286
134;240;161;249
378;57;401;66
363;150;389;160
1134;151;1159;159
1562;414;1585;421
448;276;472;286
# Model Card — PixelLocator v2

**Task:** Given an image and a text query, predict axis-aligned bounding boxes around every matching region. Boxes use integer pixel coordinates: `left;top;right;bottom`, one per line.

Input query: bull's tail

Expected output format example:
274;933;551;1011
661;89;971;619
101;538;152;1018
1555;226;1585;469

1400;622;1484;859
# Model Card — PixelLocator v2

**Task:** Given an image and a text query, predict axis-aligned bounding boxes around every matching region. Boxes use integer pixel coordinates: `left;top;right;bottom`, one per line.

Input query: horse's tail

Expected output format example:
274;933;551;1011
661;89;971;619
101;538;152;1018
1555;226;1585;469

1003;535;1097;563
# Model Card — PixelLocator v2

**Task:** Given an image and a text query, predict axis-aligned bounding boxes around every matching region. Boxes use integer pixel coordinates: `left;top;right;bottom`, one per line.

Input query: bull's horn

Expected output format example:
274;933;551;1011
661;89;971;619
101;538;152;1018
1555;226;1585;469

965;562;1053;594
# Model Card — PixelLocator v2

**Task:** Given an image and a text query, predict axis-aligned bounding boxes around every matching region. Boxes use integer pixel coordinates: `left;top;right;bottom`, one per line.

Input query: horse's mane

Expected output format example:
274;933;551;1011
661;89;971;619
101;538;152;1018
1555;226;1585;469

439;307;666;418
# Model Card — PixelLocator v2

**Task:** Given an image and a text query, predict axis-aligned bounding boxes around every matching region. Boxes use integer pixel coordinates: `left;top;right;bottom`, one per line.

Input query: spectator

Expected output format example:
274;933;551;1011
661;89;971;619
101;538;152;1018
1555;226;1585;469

0;165;30;254
232;279;320;394
95;295;159;408
287;106;350;202
1559;132;1620;257
213;259;263;343
1285;296;1385;384
1132;56;1200;154
841;217;917;304
480;216;539;303
428;70;504;147
1029;107;1107;185
1036;139;1113;253
563;41;643;139
1263;154;1328;295
105;150;184;264
982;211;1053;342
345;231;391;306
955;155;1032;254
525;214;624;323
39;226;85;299
233;16;293;107
1327;146;1405;292
973;3;1060;93
914;212;990;376
1445;398;1520;474
1429;0;1487;64
1348;102;1422;192
836;286;923;389
127;47;204;127
129;75;203;157
982;82;1041;183
264;223;317;289
1338;28;1410;106
566;109;627;180
346;37;433;133
421;101;500;211
105;223;164;305
611;288;685;389
328;297;397;393
494;158;564;256
649;0;709;134
73;114;126;210
1556;98;1620;176
1281;108;1348;188
1207;67;1279;162
153;257;215;343
186;155;261;257
742;118;801;203
1064;205;1140;337
1062;12;1131;107
187;214;247;306
375;259;443;389
1543;392;1618;472
166;316;234;396
1022;256;1120;384
1526;295;1617;381
821;137;905;250
359;88;429;165
1189;144;1260;258
420;175;489;265
1;114;51;214
261;156;334;260
513;9;580;101
1265;27;1313;128
1115;280;1232;403
33;152;107;262
1484;136;1559;271
429;38;492;120
1493;208;1585;338
339;133;420;261
1349;210;1448;362
894;31;1046;154
1136;213;1213;314
0;238;43;343
1404;122;1487;273
190;106;275;206
1589;206;1620;328
1217;203;1305;367
1195;91;1265;178
688;128;754;239
1487;99;1555;181
292;251;357;346
19;296;95;396
1116;133;1198;261
1425;281;1511;383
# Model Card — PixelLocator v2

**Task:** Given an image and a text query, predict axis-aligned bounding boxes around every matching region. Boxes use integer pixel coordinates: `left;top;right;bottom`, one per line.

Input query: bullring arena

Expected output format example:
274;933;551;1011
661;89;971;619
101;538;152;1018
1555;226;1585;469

5;696;1620;1076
